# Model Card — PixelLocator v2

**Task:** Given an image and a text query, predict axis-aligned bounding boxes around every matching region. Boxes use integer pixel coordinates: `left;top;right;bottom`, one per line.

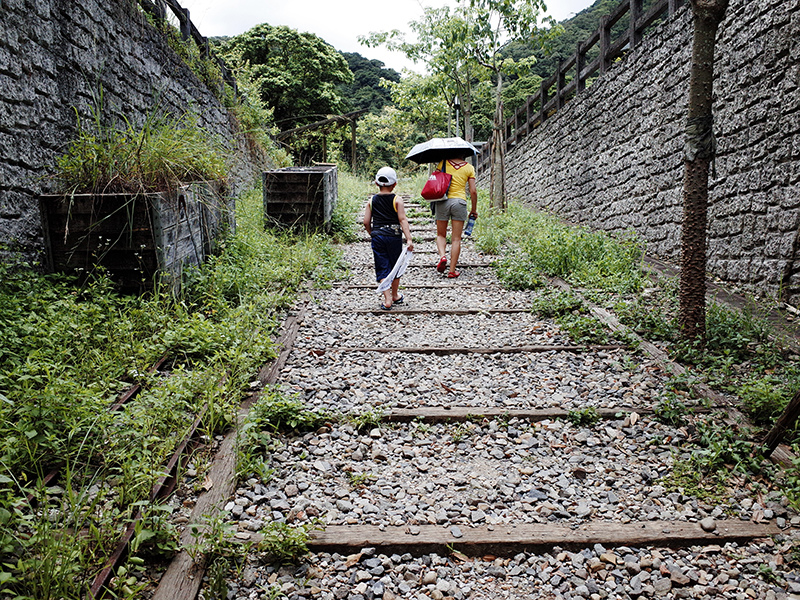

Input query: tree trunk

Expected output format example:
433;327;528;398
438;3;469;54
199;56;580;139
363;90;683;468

490;72;506;210
679;0;729;342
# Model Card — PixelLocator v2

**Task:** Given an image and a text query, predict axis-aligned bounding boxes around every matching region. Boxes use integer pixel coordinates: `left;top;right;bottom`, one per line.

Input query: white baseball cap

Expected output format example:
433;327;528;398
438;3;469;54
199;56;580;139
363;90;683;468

374;166;398;186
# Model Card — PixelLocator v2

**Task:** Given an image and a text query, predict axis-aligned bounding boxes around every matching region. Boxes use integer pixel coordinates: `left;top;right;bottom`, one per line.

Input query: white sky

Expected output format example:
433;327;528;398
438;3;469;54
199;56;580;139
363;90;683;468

178;0;596;73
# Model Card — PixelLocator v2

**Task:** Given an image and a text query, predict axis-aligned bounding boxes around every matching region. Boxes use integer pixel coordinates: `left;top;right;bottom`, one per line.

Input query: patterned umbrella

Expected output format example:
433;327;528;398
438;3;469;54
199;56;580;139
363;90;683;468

405;136;480;164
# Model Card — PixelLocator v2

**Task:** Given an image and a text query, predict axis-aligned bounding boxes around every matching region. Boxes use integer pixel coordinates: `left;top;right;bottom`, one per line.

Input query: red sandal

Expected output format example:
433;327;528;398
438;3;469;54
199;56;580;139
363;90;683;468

436;256;447;273
447;271;460;278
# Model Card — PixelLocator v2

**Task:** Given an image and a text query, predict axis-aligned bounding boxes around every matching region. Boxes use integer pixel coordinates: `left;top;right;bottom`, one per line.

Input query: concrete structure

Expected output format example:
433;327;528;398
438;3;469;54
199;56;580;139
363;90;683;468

0;0;268;265
478;0;800;303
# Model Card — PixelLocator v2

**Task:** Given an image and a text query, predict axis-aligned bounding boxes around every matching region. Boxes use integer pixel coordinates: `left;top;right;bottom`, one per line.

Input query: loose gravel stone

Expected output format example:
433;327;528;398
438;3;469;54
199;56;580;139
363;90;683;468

199;198;800;600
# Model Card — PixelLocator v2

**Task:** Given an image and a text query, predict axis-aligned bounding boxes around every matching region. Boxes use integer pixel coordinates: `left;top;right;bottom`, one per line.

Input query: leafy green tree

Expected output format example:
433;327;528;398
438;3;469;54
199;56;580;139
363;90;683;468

356;106;424;177
220;24;353;132
338;52;401;114
361;5;486;143
382;73;449;140
460;0;559;209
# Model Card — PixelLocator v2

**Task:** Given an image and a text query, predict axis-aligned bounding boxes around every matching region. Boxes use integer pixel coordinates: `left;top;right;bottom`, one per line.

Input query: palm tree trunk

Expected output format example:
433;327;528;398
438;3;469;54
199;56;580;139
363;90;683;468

679;0;729;342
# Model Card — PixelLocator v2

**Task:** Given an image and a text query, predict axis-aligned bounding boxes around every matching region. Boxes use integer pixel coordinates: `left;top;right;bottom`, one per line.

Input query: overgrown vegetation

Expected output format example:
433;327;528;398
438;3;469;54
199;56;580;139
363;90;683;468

55;92;227;195
486;194;800;506
480;201;644;293
0;184;349;598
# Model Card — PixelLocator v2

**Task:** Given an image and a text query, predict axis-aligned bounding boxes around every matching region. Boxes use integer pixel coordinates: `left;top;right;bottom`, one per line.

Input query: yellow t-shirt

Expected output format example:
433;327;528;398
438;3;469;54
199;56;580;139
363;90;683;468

438;159;475;201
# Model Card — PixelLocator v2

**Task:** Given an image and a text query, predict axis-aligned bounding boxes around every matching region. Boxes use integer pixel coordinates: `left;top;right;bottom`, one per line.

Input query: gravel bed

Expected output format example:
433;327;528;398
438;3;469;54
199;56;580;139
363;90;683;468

293;312;565;349
342;244;497;287
277;349;670;413
198;211;800;600
213;539;800;600
224;417;794;534
311;287;533;312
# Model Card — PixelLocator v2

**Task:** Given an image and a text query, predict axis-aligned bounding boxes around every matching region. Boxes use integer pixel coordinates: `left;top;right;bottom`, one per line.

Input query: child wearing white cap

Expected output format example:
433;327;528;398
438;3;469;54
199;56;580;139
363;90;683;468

363;167;414;310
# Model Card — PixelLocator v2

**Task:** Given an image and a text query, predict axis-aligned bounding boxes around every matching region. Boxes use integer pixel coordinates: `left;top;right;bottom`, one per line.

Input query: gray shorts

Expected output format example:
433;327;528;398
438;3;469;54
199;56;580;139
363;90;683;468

434;197;468;222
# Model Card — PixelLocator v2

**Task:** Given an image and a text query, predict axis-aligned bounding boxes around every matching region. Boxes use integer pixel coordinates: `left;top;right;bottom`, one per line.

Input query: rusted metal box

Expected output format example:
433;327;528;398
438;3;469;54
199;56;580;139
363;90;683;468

39;182;232;293
263;165;338;231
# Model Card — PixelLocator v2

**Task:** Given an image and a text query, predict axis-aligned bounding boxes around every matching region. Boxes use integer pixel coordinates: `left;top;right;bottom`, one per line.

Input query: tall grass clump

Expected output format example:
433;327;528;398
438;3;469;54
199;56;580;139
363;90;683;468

480;200;645;293
328;172;369;244
55;91;227;195
0;186;342;598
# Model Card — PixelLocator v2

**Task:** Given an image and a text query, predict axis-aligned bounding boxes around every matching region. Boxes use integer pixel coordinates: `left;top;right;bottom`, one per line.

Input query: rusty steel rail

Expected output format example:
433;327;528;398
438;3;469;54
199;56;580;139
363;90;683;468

88;405;209;599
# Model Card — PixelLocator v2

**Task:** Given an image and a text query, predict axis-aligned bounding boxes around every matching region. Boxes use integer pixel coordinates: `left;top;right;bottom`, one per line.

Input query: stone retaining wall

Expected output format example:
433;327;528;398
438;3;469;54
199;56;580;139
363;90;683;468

480;0;800;302
0;0;268;264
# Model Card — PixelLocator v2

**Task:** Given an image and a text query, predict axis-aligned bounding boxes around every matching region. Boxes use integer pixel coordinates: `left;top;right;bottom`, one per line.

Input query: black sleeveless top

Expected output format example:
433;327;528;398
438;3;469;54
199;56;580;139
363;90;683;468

370;193;400;236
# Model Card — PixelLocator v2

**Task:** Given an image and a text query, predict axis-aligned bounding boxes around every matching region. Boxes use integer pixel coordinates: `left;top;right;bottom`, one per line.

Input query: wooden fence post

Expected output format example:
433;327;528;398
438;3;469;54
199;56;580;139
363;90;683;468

576;41;586;94
600;16;611;74
557;62;566;109
179;7;191;41
540;79;549;122
630;0;643;49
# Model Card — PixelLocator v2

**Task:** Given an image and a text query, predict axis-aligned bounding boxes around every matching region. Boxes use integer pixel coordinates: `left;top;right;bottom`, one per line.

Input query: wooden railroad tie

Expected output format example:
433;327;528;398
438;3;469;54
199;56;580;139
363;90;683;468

316;344;627;355
241;520;781;558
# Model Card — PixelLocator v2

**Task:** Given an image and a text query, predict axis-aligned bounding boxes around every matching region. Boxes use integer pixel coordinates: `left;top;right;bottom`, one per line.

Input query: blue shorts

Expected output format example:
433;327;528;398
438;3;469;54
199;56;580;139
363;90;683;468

371;233;403;282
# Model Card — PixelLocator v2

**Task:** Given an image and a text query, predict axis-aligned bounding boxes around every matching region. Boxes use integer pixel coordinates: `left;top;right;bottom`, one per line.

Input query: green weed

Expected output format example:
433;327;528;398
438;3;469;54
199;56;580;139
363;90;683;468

347;409;385;432
0;187;341;598
653;393;690;427
567;407;601;427
486;202;644;293
661;458;728;505
55;89;227;195
257;521;317;565
555;313;610;345
530;289;585;318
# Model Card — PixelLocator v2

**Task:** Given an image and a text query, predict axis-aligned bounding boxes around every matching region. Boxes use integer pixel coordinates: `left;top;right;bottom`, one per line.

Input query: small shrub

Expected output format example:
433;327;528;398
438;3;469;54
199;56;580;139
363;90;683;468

556;313;609;345
738;376;787;426
653;393;690;427
55;92;227;195
258;521;316;564
530;290;584;318
567;407;600;427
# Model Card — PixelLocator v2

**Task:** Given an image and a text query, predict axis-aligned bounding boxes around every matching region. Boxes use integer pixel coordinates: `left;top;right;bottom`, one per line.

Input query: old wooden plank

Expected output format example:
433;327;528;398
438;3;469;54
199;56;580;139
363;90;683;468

347;308;530;315
324;344;626;355
406;262;496;268
383;406;714;422
242;521;781;557
385;407;646;422
331;283;501;289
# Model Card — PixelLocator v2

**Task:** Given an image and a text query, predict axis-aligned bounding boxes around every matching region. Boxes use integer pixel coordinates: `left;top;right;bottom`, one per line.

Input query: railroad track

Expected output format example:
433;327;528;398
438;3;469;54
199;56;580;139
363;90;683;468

152;195;798;599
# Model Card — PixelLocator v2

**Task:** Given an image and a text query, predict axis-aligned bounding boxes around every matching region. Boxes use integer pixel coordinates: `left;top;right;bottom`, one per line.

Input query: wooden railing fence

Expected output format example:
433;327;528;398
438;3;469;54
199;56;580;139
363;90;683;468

476;0;686;174
138;0;238;96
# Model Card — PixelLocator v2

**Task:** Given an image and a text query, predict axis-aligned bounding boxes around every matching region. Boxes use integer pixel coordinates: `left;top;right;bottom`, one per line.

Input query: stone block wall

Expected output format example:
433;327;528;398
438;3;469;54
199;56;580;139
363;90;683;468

0;0;269;264
482;0;800;302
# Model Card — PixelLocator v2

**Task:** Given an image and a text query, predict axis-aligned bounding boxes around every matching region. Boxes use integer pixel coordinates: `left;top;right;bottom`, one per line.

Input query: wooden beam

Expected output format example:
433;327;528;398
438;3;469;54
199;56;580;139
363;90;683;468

320;344;627;355
244;521;781;557
276;110;368;141
384;406;715;422
345;308;530;315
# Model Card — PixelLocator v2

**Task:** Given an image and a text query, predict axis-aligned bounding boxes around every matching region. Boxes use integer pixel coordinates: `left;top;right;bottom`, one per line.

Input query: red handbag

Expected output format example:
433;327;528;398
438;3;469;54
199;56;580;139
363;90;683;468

420;162;451;200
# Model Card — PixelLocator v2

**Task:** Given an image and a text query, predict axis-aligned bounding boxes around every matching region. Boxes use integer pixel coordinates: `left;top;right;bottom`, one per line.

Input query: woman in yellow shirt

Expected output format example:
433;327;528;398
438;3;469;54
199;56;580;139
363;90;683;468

434;153;478;278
